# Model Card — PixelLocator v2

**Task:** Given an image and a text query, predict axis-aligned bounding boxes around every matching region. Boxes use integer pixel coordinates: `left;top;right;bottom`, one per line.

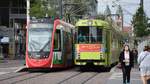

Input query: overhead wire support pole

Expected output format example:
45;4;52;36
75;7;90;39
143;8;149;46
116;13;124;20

60;0;63;18
27;0;30;24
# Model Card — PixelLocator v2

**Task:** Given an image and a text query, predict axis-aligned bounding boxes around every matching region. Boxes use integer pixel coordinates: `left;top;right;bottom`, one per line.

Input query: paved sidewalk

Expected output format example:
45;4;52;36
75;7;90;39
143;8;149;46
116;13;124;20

0;60;25;75
0;59;25;68
107;65;142;84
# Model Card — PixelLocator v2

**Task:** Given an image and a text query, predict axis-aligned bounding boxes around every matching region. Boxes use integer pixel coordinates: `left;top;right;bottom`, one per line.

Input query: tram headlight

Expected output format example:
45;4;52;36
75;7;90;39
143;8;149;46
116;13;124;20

43;55;48;58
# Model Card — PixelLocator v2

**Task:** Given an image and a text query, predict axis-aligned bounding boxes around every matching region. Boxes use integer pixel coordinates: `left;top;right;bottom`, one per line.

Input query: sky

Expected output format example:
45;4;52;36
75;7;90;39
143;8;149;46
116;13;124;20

97;0;150;26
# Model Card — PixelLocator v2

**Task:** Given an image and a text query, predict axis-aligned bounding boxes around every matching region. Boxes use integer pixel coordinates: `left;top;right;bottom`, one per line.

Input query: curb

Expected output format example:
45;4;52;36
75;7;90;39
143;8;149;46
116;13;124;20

14;66;28;72
110;66;117;73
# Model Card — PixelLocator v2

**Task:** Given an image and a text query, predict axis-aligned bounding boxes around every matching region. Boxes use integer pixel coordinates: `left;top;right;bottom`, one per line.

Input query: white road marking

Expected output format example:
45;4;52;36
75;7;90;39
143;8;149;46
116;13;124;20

109;72;141;81
0;66;25;75
0;72;9;75
109;72;122;79
0;66;21;69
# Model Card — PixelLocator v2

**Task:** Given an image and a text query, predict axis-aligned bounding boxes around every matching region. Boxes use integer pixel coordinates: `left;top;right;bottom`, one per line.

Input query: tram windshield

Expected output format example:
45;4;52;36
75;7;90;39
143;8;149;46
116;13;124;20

28;23;53;52
77;26;102;43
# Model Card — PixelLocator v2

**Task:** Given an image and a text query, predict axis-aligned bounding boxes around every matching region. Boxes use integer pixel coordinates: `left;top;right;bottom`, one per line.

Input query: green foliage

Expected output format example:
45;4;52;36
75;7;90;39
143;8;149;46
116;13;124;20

96;14;105;20
132;6;149;37
30;0;44;18
30;0;56;18
148;22;150;33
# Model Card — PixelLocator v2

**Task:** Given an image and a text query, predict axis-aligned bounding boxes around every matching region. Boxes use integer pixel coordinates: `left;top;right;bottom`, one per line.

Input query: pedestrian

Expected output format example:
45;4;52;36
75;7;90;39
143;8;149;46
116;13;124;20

119;45;134;84
138;46;150;84
132;48;138;65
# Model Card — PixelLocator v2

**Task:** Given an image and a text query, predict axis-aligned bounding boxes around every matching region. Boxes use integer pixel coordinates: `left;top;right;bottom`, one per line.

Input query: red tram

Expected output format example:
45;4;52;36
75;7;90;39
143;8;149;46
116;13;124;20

26;19;75;69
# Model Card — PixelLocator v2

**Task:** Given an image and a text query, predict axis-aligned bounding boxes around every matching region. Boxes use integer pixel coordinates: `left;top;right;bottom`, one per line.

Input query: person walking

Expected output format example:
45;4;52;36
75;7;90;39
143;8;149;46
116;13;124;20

119;45;134;84
132;48;138;65
138;46;150;84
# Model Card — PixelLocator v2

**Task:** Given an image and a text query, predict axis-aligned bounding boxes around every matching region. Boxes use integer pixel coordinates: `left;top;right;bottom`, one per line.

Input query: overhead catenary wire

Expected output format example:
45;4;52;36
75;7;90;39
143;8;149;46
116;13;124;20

70;5;88;16
119;1;139;6
112;1;134;16
63;2;87;15
122;7;134;16
124;20;132;25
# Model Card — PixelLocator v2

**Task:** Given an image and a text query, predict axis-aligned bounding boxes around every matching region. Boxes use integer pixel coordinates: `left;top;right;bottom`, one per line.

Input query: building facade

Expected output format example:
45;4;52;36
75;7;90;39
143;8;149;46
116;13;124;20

0;0;98;59
0;0;26;59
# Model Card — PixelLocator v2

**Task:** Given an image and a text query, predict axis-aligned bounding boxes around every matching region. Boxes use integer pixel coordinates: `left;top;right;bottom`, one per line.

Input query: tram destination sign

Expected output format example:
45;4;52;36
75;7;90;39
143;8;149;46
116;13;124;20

30;23;53;29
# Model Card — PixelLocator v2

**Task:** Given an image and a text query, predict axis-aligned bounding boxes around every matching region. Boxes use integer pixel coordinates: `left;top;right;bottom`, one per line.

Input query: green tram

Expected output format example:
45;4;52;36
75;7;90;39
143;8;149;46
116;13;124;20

74;19;122;68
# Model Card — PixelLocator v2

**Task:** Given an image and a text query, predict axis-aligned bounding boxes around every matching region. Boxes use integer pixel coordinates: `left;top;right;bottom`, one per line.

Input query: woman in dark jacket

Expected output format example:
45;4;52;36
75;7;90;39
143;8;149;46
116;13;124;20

119;45;134;84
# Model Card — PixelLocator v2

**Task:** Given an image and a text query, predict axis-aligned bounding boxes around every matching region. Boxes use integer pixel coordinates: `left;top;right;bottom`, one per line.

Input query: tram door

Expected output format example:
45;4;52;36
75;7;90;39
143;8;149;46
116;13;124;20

106;31;111;65
53;29;62;65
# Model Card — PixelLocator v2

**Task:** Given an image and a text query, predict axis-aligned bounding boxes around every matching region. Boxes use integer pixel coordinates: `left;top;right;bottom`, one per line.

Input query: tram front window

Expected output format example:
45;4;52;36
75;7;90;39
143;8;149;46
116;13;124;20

77;27;102;43
28;23;53;59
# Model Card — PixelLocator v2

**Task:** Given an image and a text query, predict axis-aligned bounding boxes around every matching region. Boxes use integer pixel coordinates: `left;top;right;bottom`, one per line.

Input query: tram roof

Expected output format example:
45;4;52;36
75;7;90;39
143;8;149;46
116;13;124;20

75;19;109;29
30;18;53;24
59;20;75;29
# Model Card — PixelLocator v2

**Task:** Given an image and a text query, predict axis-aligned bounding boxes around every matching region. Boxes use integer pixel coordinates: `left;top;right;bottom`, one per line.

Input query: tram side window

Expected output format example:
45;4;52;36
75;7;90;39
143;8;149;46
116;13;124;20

54;30;61;51
96;28;102;43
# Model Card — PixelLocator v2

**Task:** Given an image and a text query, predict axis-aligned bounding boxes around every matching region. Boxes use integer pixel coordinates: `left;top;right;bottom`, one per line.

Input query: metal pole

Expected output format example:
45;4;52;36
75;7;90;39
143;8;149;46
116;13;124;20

27;0;30;24
60;0;63;18
13;18;16;59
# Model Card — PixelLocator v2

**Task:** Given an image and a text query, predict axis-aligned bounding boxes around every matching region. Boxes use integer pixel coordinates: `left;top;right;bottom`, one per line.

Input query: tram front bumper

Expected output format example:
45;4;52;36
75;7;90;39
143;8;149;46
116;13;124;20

75;59;105;66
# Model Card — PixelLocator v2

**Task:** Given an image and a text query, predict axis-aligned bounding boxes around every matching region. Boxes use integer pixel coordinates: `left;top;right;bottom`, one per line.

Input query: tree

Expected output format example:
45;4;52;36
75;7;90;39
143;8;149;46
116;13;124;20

63;0;88;23
132;6;149;37
147;21;150;34
96;13;105;20
30;0;44;18
30;0;57;18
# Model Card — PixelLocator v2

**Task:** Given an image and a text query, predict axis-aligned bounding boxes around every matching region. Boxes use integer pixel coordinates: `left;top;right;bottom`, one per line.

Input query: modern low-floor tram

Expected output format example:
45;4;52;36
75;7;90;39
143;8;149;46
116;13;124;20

26;19;75;69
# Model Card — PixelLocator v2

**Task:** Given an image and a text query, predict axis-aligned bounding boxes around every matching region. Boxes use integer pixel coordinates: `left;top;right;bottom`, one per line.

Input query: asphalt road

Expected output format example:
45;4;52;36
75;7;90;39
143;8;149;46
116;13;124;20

0;69;111;84
0;60;142;84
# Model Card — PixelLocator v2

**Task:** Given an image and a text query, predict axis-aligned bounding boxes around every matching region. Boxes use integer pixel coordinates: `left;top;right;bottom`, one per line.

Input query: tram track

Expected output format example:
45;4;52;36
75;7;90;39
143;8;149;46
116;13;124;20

11;73;47;84
0;67;103;84
58;72;99;84
0;67;77;84
58;72;82;84
1;68;77;84
0;72;29;81
0;72;47;84
81;73;98;84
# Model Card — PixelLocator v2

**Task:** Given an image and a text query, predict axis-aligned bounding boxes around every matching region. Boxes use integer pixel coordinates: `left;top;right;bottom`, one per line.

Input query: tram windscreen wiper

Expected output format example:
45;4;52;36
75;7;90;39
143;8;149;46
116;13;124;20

39;40;50;52
29;39;41;52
